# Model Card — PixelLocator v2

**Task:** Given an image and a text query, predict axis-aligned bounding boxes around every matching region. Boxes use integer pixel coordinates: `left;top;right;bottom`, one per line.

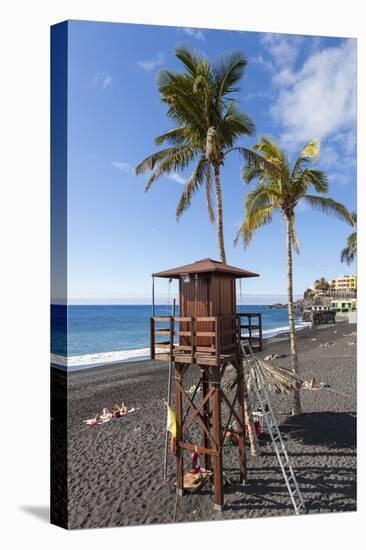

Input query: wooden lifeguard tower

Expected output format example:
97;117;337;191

150;258;259;510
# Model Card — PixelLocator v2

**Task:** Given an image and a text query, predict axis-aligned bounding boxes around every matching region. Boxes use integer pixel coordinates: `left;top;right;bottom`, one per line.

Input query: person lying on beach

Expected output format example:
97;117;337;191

302;377;330;390
264;353;287;361
113;403;128;417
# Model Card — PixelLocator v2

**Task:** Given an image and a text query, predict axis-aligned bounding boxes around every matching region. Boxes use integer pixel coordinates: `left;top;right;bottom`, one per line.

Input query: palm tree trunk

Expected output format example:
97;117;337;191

213;163;226;263
285;216;302;416
243;374;259;456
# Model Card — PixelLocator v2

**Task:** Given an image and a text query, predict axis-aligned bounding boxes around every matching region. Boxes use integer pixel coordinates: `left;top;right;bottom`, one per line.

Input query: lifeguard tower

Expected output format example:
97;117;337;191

150;258;259;510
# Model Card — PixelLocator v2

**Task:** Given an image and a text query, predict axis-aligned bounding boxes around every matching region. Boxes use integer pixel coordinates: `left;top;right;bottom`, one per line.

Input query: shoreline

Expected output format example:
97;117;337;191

51;320;312;372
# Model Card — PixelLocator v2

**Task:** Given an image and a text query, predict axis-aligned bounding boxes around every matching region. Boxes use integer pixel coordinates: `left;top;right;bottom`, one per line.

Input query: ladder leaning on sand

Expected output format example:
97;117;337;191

241;341;306;516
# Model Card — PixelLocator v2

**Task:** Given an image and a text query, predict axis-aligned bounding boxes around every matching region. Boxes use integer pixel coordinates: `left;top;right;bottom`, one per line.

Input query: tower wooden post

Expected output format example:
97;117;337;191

175;362;184;496
211;365;224;510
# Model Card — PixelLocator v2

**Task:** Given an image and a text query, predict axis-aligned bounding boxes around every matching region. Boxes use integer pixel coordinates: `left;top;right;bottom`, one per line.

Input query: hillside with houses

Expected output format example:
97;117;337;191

301;275;357;324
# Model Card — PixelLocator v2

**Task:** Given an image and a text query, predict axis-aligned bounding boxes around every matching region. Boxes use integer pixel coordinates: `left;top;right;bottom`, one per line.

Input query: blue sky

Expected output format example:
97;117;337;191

63;20;356;304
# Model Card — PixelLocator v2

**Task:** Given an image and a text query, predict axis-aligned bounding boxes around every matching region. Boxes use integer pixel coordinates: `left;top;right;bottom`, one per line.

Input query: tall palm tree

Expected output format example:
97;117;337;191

136;46;261;263
341;212;357;265
235;137;353;415
314;277;330;292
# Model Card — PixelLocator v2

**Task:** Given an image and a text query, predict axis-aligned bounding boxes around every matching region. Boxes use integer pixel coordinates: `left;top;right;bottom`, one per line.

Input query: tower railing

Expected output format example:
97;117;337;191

150;315;240;366
237;312;262;351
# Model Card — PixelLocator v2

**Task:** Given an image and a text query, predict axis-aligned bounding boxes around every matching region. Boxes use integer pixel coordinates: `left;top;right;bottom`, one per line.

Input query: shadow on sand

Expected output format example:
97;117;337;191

280;412;356;448
222;412;357;514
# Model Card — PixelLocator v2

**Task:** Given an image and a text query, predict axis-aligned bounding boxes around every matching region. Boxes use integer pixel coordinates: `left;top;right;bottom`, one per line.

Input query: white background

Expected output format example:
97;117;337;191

0;0;364;547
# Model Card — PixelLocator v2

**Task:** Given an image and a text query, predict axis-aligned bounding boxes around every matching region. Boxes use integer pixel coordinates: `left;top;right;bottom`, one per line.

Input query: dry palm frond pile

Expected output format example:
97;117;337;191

247;359;303;395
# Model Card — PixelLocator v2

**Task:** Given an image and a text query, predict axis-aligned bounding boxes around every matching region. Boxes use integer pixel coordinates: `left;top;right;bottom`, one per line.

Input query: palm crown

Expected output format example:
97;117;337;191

136;46;258;262
235;137;354;249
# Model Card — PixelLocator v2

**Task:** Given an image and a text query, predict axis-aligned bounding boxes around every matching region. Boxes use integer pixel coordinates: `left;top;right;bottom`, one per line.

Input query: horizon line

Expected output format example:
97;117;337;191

51;297;302;306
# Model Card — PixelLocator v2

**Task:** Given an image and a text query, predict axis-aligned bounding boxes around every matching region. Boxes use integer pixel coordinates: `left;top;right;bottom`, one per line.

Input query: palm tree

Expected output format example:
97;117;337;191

235;137;353;415
314;277;330;292
136;46;261;263
341;212;357;265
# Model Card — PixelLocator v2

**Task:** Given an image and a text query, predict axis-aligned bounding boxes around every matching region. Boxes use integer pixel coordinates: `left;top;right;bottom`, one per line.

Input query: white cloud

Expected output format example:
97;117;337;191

137;52;164;71
270;39;356;147
180;27;205;41
261;33;304;69
251;54;274;73
94;72;112;89
166;173;186;185
112;161;133;173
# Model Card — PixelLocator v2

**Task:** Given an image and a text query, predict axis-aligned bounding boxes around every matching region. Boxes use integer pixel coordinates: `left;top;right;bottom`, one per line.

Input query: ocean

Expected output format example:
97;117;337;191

51;304;307;370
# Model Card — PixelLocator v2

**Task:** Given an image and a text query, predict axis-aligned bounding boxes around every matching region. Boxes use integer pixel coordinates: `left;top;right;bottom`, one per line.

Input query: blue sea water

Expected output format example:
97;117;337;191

51;304;306;370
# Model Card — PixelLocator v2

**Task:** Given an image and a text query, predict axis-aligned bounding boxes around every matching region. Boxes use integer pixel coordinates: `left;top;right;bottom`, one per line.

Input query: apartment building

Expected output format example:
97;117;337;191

330;275;357;292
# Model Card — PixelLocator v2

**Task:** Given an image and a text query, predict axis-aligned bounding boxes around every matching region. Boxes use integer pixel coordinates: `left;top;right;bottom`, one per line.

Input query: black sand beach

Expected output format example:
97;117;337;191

51;323;356;529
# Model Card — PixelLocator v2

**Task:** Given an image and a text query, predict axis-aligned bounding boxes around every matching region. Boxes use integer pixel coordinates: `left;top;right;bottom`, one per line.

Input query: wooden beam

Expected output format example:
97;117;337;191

201;368;212;470
153;316;171;322
221;391;245;431
211;369;223;510
215;317;221;368
221;390;239;446
178;441;219;457
191;317;195;364
178;383;218;448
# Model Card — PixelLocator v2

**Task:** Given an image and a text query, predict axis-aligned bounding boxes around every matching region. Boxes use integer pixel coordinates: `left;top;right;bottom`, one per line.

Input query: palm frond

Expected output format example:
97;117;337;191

253;137;291;184
302;195;354;225
340;245;356;265
291;139;320;177
226;146;281;178
214;50;248;100
340;230;357;264
176;156;207;220
174;46;200;76
289;216;300;254
154;128;190;146
293;168;328;195
222;104;255;139
235;204;274;247
143;146;195;192
136;146;184;175
241;164;263;184
246;359;303;395
245;183;282;209
253;137;287;164
157;72;208;130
